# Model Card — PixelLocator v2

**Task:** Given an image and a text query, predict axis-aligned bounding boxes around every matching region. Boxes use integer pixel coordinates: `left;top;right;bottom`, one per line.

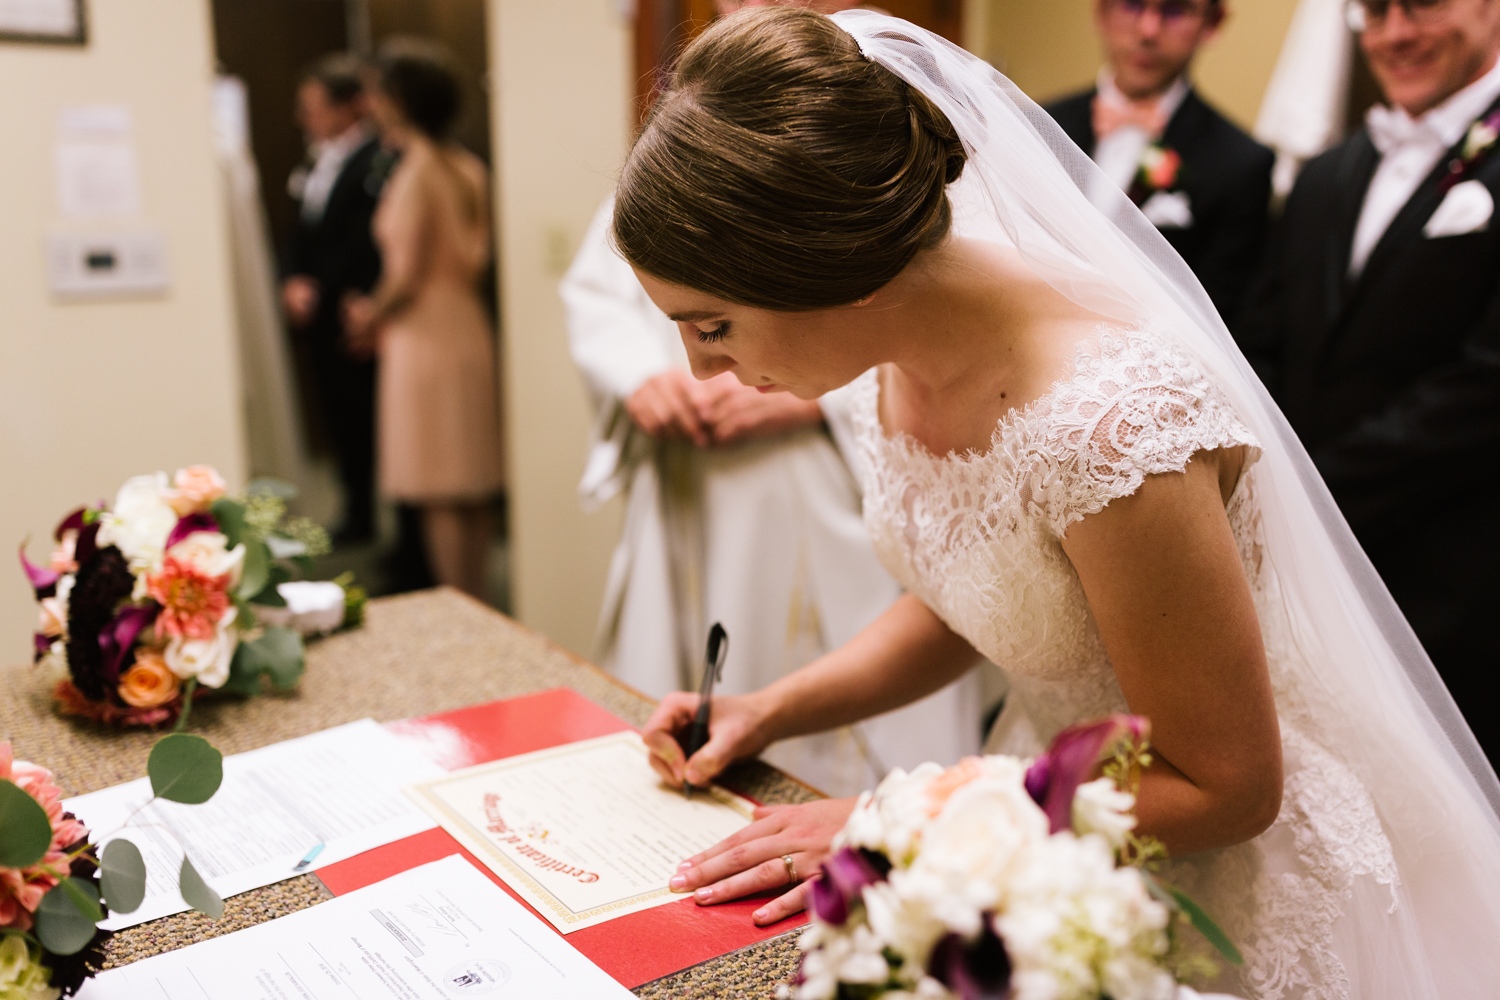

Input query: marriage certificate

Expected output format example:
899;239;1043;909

405;731;756;933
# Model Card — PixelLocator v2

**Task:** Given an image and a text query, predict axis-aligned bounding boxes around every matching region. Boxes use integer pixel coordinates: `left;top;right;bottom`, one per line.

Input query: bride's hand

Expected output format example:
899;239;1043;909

669;798;857;925
642;692;775;787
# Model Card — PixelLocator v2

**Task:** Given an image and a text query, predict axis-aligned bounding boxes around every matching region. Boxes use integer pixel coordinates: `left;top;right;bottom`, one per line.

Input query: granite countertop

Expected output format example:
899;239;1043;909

0;588;818;999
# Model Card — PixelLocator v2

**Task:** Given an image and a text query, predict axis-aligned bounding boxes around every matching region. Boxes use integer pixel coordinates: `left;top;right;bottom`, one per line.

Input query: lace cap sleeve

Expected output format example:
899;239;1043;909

1039;330;1260;538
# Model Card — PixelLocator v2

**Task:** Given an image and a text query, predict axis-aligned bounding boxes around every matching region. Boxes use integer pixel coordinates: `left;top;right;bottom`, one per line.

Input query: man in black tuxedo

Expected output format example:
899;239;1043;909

282;54;386;543
1239;0;1500;761
1046;0;1274;323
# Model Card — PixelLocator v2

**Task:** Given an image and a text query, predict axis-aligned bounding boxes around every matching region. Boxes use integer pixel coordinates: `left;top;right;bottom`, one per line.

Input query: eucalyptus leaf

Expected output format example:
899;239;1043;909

237;537;271;601
100;838;147;914
264;534;307;560
0;779;53;869
147;734;223;804
35;879;100;956
178;856;224;919
221;626;304;697
210;497;247;549
1166;883;1243;966
246;477;298;499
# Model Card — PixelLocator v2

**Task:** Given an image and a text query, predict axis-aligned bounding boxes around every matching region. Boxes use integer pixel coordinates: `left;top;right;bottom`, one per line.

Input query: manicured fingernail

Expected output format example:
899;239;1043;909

669;875;687;891
694;887;712;903
753;908;769;921
677;860;693;871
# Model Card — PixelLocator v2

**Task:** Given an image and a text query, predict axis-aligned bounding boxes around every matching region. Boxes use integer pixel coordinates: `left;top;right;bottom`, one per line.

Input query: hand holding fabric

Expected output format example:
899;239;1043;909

693;372;824;446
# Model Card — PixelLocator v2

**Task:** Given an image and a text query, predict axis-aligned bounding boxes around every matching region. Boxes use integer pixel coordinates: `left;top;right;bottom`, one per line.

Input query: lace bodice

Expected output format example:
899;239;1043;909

850;328;1397;1000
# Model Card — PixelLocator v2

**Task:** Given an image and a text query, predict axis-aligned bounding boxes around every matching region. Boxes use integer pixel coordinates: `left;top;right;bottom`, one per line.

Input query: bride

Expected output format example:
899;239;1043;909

620;8;1500;999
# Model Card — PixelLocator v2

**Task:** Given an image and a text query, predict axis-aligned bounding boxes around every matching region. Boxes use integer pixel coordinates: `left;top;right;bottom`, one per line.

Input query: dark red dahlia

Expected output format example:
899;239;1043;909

64;545;135;703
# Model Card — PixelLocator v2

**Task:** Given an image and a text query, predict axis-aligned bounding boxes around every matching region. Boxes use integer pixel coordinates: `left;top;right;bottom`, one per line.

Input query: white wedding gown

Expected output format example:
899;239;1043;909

848;327;1405;999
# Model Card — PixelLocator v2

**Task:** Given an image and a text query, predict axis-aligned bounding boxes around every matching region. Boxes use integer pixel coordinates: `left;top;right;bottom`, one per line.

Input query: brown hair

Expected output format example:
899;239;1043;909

613;7;965;311
374;37;464;140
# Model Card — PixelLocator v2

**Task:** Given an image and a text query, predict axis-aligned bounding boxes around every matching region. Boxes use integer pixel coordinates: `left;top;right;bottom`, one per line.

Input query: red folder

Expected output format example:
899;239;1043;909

316;688;806;988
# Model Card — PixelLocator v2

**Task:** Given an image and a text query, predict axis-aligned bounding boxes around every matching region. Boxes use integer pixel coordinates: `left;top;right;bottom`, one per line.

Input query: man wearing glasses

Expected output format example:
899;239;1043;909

1046;0;1274;323
1239;0;1500;763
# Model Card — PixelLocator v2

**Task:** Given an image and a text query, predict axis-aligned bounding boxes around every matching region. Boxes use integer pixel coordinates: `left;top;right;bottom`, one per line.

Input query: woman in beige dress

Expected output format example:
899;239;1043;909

346;39;503;599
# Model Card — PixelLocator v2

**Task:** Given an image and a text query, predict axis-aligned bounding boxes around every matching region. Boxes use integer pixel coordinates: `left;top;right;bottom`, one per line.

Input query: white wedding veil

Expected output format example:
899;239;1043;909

830;9;1500;996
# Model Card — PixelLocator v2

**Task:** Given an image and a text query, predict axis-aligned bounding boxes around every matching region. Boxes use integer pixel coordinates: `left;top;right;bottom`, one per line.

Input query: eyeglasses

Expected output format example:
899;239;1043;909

1106;0;1217;24
1344;0;1455;32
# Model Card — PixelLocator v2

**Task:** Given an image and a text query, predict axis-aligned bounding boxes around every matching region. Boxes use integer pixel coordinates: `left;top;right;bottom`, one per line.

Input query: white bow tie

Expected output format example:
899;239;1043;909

1366;104;1442;156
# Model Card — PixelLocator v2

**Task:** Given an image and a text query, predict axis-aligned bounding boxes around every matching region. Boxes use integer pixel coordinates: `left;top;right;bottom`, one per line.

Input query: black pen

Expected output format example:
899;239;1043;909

681;622;728;798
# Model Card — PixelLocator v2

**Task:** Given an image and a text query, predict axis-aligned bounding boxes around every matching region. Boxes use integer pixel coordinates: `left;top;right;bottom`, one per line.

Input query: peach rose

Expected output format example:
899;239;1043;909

118;652;180;709
37;598;66;639
167;465;227;516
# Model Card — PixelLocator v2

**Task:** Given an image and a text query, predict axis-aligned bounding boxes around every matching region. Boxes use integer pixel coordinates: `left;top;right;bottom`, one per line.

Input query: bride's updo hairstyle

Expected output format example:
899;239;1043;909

613;7;965;310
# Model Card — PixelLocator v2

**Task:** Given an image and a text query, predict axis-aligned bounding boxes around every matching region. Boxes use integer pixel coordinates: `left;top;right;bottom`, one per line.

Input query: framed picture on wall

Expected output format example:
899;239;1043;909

0;0;87;45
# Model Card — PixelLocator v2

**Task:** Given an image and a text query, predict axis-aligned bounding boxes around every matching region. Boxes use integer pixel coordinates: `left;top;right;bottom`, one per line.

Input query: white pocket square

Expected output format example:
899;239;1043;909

1140;190;1194;229
1424;179;1493;238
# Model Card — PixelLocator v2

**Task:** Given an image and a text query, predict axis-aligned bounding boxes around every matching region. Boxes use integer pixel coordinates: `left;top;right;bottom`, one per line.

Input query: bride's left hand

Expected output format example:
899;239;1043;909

668;797;857;925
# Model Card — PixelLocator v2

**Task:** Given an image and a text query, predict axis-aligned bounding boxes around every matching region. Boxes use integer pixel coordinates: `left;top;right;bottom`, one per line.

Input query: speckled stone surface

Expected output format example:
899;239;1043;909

0;588;816;997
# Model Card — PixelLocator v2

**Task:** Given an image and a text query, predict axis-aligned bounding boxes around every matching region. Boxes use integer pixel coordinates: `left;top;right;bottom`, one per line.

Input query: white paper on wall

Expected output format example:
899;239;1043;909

55;105;142;218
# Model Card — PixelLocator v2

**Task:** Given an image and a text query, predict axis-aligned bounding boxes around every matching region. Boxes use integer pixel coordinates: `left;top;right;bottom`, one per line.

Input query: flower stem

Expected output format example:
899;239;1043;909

173;678;198;732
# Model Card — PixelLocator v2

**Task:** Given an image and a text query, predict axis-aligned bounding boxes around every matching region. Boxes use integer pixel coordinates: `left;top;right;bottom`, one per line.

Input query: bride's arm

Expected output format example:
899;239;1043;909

1060;448;1282;854
642;594;980;787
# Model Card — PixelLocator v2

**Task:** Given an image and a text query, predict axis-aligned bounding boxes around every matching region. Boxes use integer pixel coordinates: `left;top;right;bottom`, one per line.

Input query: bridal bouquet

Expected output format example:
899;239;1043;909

0;735;227;998
20;467;363;730
788;715;1239;1000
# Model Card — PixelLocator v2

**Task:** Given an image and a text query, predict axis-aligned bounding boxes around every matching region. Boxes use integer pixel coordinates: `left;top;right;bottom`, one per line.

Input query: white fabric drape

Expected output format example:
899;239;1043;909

835;10;1500;996
1253;0;1355;199
212;76;311;485
562;197;985;798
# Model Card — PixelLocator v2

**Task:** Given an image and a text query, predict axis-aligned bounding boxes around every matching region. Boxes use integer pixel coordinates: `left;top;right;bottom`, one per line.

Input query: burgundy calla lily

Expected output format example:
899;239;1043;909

1027;713;1149;834
35;632;54;661
97;605;159;684
165;511;219;551
74;521;102;568
927;916;1011;1000
811;847;888;926
54;506;90;541
19;543;61;598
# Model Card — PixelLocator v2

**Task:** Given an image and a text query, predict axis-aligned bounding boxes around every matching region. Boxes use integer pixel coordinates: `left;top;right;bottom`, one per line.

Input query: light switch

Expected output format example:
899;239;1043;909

46;231;170;299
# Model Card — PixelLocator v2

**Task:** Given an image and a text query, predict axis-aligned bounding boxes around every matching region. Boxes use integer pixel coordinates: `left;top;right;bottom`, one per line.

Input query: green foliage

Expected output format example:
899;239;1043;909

336;572;367;630
35;878;100;956
0;780;53;869
100;839;147;915
241;493;286;537
221;627;305;696
245;477;297;499
1144;871;1242;967
147;734;223;804
210;497;247;549
237;537;272;601
281;517;331;559
178;856;223;919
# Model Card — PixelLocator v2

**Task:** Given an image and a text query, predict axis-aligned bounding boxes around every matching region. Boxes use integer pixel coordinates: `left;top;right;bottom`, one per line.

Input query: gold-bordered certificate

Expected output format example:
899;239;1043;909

404;731;756;933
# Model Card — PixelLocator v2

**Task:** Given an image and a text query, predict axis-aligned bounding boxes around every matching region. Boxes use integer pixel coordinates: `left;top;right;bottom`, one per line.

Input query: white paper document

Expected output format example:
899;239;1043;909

405;731;755;933
76;855;635;999
65;719;443;930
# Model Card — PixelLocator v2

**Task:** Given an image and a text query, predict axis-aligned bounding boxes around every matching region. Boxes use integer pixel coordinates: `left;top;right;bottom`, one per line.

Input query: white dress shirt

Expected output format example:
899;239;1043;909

298;122;372;224
1092;69;1189;192
1350;56;1500;276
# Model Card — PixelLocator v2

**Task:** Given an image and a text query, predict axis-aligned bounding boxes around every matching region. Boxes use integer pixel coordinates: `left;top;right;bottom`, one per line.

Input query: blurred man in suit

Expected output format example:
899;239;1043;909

1239;0;1500;761
282;54;385;543
1047;0;1274;322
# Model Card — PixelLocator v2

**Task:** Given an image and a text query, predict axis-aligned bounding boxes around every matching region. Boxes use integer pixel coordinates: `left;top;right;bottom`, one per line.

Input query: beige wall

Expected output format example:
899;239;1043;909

0;0;245;666
985;0;1301;130
490;1;631;657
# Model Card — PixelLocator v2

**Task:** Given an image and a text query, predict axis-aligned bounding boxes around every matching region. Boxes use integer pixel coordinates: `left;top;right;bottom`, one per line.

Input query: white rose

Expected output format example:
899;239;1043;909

96;473;177;573
37;640;70;684
166;532;244;587
163;606;239;688
0;933;29;984
1071;777;1137;851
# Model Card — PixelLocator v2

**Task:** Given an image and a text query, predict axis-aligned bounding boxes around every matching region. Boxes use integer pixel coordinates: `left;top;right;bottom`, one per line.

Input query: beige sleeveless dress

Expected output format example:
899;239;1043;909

373;140;504;502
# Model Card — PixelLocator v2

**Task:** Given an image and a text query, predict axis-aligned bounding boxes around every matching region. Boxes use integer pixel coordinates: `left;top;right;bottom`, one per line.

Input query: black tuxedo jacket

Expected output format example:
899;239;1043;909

284;136;385;337
1237;105;1500;738
1047;87;1274;323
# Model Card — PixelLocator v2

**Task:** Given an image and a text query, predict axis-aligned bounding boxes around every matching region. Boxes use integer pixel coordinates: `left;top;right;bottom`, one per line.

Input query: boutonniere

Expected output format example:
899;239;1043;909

1440;109;1500;192
1128;144;1183;205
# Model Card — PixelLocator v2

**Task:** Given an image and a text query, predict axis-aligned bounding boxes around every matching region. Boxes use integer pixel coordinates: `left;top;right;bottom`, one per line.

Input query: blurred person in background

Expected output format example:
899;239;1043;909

1046;0;1274;322
282;54;385;544
1237;0;1500;761
344;39;503;601
559;0;984;799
